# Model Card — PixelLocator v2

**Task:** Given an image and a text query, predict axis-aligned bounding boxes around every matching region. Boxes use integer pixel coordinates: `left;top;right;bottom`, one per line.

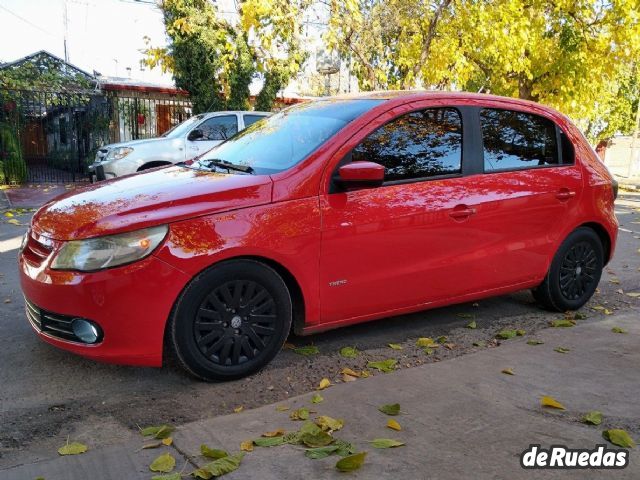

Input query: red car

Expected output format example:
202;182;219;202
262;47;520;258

20;92;618;380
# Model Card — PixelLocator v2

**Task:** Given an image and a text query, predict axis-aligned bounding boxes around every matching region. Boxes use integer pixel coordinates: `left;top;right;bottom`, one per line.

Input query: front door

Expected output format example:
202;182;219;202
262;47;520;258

319;106;475;323
186;114;238;159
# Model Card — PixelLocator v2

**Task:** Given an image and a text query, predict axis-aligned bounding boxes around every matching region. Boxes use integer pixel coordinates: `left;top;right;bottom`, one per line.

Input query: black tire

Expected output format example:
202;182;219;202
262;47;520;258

532;227;604;311
170;259;292;381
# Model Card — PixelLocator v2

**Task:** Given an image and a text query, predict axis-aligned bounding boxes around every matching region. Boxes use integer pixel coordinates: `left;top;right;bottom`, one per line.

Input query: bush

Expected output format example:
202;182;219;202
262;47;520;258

0;123;27;184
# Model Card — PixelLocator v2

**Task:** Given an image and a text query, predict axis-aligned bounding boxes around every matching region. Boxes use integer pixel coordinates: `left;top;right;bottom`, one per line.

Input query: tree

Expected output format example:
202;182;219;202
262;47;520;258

144;0;310;112
325;0;640;142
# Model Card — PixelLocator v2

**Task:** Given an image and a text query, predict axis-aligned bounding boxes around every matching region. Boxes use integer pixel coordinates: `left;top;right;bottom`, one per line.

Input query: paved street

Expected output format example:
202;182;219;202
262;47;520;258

0;191;639;476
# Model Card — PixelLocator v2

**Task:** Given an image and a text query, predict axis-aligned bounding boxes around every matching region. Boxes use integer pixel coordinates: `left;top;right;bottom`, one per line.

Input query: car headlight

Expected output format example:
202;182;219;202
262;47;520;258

51;225;168;271
106;147;134;161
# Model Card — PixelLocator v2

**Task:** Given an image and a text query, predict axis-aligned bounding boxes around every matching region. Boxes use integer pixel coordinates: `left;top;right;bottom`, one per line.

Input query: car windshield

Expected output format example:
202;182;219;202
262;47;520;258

161;114;205;138
192;99;384;175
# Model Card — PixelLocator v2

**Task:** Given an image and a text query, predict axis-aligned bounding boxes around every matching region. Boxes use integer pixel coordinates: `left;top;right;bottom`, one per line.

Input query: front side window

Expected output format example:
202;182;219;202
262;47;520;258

481;109;559;171
243;114;267;127
197;115;238;141
351;108;463;182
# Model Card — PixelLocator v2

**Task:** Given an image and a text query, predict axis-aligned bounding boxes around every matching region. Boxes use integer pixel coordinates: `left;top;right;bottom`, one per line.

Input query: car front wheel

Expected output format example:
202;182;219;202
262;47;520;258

170;259;292;381
532;227;604;311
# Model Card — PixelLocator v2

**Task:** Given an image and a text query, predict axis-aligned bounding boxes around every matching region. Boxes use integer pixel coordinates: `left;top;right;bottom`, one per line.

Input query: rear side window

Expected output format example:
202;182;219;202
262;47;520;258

243;114;267;127
351;107;463;182
480;109;559;172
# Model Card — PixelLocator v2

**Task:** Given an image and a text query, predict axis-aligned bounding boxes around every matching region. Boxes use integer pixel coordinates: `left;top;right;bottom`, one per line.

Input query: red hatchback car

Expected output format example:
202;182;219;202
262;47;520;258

20;92;618;380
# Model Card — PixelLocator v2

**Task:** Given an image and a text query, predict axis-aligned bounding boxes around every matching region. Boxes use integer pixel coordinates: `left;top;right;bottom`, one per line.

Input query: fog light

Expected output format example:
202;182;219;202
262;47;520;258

71;318;101;344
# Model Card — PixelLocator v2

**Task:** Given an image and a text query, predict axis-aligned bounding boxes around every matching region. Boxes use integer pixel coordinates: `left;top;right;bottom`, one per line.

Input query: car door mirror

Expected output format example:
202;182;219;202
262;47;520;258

187;129;204;141
337;161;385;188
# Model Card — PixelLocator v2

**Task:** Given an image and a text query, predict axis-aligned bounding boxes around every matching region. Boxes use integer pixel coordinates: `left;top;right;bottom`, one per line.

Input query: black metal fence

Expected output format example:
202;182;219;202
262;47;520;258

0;88;192;184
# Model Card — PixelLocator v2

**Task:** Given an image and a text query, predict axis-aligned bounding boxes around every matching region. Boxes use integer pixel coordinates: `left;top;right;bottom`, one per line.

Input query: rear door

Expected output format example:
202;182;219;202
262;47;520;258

459;107;583;289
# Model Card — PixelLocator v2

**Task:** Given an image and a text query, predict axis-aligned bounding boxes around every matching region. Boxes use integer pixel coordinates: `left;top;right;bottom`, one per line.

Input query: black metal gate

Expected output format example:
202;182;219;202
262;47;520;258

0;88;110;184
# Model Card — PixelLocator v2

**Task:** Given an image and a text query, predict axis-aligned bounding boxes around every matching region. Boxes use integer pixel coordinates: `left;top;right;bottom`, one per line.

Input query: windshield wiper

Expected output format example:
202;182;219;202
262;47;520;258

201;159;254;174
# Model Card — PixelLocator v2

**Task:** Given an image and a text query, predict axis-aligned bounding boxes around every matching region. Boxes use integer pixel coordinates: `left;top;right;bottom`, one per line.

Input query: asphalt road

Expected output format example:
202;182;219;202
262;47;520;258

1;192;639;467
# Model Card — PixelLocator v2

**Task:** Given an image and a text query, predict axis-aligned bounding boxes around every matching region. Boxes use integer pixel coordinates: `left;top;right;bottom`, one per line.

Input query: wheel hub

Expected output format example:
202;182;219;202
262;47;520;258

575;266;582;276
230;315;242;329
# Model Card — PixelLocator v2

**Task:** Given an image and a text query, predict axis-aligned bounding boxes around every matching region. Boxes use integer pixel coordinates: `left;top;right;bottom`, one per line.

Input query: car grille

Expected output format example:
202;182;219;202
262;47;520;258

24;297;79;343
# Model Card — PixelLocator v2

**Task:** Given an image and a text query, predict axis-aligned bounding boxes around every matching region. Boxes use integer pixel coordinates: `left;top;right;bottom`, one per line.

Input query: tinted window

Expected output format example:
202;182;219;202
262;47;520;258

196;99;383;174
351;108;463;182
560;129;575;164
197;115;238;141
481;109;559;171
244;114;267;127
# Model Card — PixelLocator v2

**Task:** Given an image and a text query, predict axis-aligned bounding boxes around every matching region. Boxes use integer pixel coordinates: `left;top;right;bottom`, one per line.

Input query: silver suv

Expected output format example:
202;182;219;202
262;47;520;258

89;111;270;180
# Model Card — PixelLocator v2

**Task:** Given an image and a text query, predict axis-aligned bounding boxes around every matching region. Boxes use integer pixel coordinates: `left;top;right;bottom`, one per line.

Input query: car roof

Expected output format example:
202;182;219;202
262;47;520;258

202;111;271;116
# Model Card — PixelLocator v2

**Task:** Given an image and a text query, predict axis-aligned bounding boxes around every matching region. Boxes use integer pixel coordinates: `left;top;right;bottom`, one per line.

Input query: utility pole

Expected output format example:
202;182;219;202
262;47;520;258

63;0;69;63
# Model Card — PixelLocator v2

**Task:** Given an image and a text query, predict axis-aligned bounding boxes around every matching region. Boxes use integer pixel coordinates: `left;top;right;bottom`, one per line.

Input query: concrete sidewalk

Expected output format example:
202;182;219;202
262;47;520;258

3;313;639;479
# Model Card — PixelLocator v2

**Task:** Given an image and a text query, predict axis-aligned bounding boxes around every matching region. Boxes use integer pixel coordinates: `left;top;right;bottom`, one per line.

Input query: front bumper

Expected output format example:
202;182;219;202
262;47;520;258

19;232;191;366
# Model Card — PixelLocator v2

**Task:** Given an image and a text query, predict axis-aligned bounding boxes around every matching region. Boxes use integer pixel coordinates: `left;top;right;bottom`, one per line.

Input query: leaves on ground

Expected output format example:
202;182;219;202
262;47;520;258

496;329;517;339
416;337;434;347
626;292;640;298
275;405;289;412
602;429;635;448
305;445;339;459
378;403;401;416
141;425;175;440
193;453;244;479
162;437;173;446
472;341;486;347
261;429;285;438
436;336;448;344
526;339;544;345
293;345;319;356
466;320;477;329
253;436;285;447
612;327;627;334
501;368;515;375
233;406;244;413
290;407;310;421
554;347;571;354
516;329;526;336
367;359;397;373
370;438;405;448
582;411;603;425
315;415;344;432
423;347;435;355
6;219;20;226
339;346;359;358
336;452;367;472
311;393;324;404
541;395;566;410
301;429;334;448
240;440;253;452
151;474;182;480
201;445;228;459
149;453;176;473
334;439;356;456
318;378;331;390
550;319;576;328
386;419;402;431
388;343;403;350
58;441;88;456
340;367;360;380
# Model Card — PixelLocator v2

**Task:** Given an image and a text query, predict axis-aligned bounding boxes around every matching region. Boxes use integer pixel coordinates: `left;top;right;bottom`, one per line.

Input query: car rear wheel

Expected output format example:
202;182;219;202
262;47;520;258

532;227;604;311
170;259;292;381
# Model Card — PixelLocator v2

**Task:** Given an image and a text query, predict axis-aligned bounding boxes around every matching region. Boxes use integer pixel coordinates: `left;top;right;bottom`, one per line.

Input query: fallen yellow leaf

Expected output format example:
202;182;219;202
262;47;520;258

233;406;244;413
318;378;331;390
262;429;285;437
342;373;357;382
240;440;254;452
386;419;402;431
161;437;173;446
541;395;566;410
340;367;360;377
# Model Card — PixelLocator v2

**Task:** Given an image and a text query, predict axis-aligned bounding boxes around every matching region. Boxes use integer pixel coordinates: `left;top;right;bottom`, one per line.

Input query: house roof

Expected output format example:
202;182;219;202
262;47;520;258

0;50;97;82
98;76;189;95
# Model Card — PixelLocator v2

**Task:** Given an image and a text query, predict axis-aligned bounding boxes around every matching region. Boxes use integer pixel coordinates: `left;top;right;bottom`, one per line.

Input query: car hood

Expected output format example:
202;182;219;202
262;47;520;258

32;166;273;241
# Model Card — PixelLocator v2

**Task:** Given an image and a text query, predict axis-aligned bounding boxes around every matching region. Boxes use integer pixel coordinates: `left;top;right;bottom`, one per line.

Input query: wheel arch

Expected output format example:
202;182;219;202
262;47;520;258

137;160;173;171
578;221;612;265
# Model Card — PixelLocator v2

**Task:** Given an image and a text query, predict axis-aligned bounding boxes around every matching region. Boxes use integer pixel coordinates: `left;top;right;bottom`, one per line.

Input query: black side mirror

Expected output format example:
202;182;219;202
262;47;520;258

188;129;204;141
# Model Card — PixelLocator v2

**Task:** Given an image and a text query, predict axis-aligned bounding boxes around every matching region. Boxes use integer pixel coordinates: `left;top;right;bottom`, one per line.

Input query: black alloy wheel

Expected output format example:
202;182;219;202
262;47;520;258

532;227;604;311
170;259;292;381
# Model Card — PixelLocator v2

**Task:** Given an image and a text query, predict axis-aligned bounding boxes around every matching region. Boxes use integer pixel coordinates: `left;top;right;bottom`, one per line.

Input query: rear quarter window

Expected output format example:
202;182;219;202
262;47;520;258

480;109;560;172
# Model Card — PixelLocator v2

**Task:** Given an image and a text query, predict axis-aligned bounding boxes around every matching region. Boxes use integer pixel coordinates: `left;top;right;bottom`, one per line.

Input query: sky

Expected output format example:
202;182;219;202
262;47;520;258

0;0;174;85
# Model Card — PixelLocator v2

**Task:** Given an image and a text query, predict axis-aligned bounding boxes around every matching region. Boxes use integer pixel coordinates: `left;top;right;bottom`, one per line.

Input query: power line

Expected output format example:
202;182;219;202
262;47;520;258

0;4;60;38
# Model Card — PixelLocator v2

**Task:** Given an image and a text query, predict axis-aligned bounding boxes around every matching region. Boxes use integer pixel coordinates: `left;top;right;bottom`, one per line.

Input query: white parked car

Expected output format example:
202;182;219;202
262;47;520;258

89;111;270;180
